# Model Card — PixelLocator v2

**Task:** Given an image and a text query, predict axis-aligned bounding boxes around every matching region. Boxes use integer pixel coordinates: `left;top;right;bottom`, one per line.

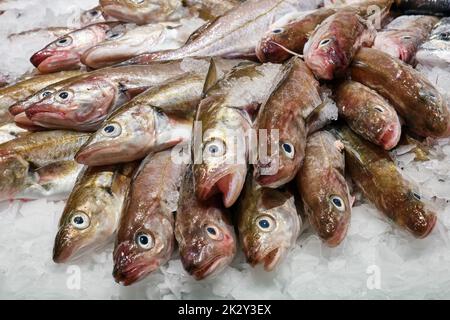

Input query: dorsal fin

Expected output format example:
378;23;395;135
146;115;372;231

202;58;218;97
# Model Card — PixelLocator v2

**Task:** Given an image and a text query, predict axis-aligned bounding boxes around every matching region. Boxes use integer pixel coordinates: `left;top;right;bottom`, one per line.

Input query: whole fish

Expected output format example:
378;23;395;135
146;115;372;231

238;177;301;271
297;131;352;247
0;130;89;201
254;57;322;188
304;9;376;80
81;20;203;69
121;0;320;64
99;0;189;25
53;163;135;263
75;71;207;166
30;22;125;74
113;151;185;285
194;62;282;208
24;63;189;132
335;80;401;150
395;0;450;16
175;166;236;280
183;0;242;20
373;15;439;64
333;126;437;238
351;48;450;137
0;71;84;126
416;17;450;68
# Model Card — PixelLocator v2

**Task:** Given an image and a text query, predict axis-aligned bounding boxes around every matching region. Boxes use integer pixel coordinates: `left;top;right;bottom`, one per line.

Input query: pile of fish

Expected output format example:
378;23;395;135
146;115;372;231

0;0;449;286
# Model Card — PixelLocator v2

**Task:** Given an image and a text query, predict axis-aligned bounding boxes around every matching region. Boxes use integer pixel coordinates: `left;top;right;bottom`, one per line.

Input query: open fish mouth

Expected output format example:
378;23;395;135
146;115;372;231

30;51;54;68
113;259;159;286
187;255;229;281
75;142;125;166
379;121;401;150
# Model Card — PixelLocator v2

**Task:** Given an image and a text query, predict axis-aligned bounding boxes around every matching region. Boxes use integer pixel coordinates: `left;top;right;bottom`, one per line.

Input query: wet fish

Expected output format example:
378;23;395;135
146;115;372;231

175;166;236;280
238;177;301;271
113;151;185;285
395;0;450;16
351;48;450;137
121;0;319;64
374;15;439;64
30;22;125;74
0;71;84;126
304;9;376;80
416;17;450;68
332;125;437;238
24;62;189;132
81;20;203;69
254;57;322;188
53;163;136;263
0;130;89;201
75;71;207;166
297;131;352;247
335;80;402;150
194;62;282;208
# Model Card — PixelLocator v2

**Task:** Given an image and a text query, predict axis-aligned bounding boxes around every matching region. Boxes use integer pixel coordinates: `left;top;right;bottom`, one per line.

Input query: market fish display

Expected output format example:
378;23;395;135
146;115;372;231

53;163;135;263
297;131;352;247
416;17;450;68
351;48;450;138
76;71;207;166
373;15;439;64
30;22;124;73
254;57;322;188
194;62;281;208
175;166;236;280
238;177;301;271
113;151;185;286
304;9;376;80
81;20;203;69
335;80;401;150
24;63;189;132
0;71;84;126
121;0;319;64
333;126;437;238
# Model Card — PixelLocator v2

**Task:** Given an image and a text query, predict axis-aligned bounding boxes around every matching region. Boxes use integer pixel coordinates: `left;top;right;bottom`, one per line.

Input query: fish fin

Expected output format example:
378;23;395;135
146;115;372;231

202;58;218;97
184;18;216;45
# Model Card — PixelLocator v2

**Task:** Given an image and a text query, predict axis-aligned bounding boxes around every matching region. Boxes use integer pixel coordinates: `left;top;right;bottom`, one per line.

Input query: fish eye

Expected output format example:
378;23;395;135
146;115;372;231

272;28;283;34
56;37;73;47
330;195;345;212
205;224;223;241
256;215;276;232
55;90;72;102
412;192;421;201
131;0;145;4
439;32;449;41
204;139;226;158
101;122;122;138
135;232;154;250
319;38;331;47
402;35;412;40
89;9;100;17
70;211;90;230
107;31;124;40
373;105;384;113
281;142;295;159
40;90;54;99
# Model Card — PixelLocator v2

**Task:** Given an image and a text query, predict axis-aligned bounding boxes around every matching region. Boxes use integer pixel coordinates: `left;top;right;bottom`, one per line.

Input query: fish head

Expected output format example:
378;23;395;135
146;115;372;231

75;105;156;165
80;6;105;26
25;77;118;131
53;185;118;263
100;0;177;24
178;204;236;280
305;168;351;247
257;27;295;63
374;30;418;63
305;33;343;80
0;154;29;201
241;188;299;271
9;86;57;116
113;212;174;285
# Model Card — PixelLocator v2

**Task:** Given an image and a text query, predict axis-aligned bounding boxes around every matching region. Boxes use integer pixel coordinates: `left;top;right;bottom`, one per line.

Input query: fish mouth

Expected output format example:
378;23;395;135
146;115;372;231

31;51;80;73
324;222;350;248
75;142;129;166
25;104;66;125
13;112;45;131
184;255;229;281
254;162;292;189
379;121;401;150
30;50;53;68
412;212;437;239
256;40;290;63
247;248;282;272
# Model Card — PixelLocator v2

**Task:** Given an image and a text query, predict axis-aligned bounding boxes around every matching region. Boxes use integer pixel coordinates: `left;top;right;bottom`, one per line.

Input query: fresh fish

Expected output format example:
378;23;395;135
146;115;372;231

304;9;376;80
79;6;111;26
374;15;439;64
395;0;450;16
416;17;450;68
0;71;84;126
333;125;437;238
30;22;125;74
113;151;185;285
175;166;236;280
297;131;352;247
194;62;282;208
335;80;402;150
53;163;135;263
75;71;207;166
183;0;242;20
121;0;319;64
351;48;450;137
24;62;189;132
99;0;189;25
0;130;89;201
254;57;322;188
81;20;203;69
238;177;301;271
